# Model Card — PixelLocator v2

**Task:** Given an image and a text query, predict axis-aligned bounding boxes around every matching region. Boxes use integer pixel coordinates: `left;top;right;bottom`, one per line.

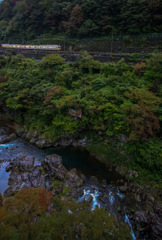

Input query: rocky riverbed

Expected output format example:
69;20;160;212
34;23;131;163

0;124;162;240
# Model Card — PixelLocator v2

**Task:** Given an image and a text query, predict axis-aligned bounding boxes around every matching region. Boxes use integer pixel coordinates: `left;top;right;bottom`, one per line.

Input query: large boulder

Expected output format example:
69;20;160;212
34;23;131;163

16;128;26;137
72;137;88;147
42;154;63;177
35;135;51;148
126;170;138;180
135;211;150;225
119;184;128;193
84;194;92;202
6;152;35;172
15;153;35;171
18;156;35;171
65;169;84;188
28;167;44;188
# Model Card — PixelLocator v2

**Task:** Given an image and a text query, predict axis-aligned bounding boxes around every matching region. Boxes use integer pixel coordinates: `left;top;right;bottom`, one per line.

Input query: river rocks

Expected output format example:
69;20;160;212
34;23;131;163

45;154;62;168
126;170;138;180
35;135;51;148
4;153;84;201
150;212;162;240
4;187;14;197
19;129;51;148
57;167;67;181
26;131;35;140
28;168;42;187
119;184;128;193
115;165;127;177
135;210;162;240
5;164;13;172
4;167;44;197
16;128;26;137
18;155;35;171
54;138;73;147
84;194;92;202
65;169;84;188
135;211;150;225
72;137;88;147
21;127;90;148
0;133;17;144
135;193;142;203
42;154;63;178
6;152;35;172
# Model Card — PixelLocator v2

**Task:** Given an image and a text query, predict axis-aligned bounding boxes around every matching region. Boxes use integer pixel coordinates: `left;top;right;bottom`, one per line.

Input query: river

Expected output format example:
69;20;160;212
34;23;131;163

0;124;137;239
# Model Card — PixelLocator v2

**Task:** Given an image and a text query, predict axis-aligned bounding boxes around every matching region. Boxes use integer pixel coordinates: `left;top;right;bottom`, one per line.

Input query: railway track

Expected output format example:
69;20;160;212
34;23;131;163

0;48;152;63
0;47;150;55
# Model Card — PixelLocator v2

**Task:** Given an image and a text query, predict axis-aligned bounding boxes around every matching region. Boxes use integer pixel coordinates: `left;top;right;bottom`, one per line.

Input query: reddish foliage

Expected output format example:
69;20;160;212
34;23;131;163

45;13;53;25
25;5;33;16
70;5;84;26
124;89;160;140
0;188;54;227
134;62;146;74
43;87;62;105
15;188;53;214
0;188;53;224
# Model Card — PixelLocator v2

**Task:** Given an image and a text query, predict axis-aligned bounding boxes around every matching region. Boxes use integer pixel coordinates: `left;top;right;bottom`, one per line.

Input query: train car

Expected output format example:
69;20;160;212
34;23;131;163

1;44;61;50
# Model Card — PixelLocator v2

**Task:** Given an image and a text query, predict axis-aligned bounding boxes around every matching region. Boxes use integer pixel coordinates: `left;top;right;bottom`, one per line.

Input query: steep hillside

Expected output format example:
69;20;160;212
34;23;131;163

0;0;162;42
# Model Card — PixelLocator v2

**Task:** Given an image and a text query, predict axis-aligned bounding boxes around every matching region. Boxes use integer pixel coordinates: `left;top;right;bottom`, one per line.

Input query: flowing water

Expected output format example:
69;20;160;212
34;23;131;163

0;124;136;239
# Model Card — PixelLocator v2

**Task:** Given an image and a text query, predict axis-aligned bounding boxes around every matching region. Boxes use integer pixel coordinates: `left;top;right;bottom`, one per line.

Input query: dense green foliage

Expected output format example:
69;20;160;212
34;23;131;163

0;188;131;240
0;52;161;180
0;0;162;42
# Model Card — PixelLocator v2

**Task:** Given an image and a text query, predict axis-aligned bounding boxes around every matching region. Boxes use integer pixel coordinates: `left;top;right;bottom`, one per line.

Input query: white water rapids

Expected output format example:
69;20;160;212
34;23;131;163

78;188;136;240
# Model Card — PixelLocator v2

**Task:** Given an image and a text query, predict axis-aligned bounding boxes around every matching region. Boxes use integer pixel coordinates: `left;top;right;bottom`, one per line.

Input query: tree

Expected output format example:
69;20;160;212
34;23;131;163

122;88;160;140
42;54;65;66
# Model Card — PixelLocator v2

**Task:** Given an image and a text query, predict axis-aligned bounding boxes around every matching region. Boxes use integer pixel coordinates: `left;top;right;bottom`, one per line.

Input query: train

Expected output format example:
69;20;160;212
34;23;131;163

1;44;61;50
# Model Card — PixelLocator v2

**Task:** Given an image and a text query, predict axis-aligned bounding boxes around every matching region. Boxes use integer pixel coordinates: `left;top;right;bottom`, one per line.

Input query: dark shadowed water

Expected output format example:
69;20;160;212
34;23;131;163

0;121;122;196
44;147;120;182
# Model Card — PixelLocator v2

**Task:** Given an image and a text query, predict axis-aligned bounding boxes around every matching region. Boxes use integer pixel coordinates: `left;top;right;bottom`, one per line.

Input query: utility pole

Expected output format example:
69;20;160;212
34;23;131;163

64;36;65;52
111;32;113;53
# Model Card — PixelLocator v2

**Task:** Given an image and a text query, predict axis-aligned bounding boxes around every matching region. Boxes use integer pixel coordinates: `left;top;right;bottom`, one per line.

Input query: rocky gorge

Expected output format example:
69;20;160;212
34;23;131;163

0;122;162;240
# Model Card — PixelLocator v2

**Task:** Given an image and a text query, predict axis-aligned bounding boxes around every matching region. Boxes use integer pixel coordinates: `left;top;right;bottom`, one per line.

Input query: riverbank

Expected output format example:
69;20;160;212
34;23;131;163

0;119;162;240
0;116;161;190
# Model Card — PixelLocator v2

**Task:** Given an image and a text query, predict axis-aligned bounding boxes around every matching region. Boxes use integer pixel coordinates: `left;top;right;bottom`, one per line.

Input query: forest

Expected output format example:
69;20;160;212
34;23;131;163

0;0;162;42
